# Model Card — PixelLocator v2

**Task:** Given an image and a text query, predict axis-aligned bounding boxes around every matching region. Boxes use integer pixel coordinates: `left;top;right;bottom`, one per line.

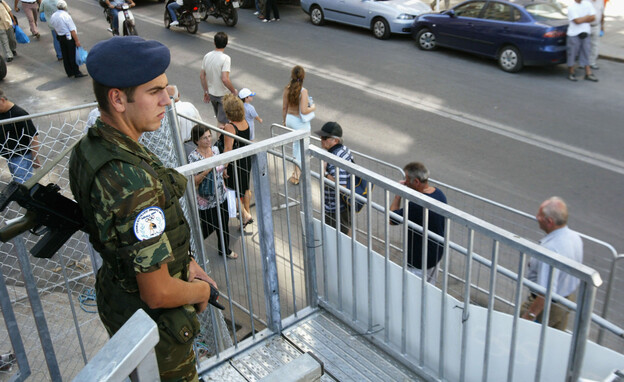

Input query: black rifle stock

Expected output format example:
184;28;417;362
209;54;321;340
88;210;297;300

0;181;84;258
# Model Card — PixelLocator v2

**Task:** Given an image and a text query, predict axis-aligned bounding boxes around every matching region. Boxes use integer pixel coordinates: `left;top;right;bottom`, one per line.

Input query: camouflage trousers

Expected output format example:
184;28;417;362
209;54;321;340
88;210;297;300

96;278;199;381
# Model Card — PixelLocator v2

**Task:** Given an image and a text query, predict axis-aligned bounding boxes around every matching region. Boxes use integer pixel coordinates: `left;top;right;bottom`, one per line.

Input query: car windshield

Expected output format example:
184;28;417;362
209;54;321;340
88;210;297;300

524;3;567;21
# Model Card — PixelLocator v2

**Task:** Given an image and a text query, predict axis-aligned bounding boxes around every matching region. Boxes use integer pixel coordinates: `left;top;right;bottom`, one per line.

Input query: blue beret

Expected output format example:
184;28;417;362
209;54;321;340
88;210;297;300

86;36;170;88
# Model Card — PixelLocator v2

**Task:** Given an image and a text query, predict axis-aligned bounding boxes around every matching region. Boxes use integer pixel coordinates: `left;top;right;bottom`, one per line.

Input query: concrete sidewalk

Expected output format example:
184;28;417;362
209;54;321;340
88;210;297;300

599;0;624;62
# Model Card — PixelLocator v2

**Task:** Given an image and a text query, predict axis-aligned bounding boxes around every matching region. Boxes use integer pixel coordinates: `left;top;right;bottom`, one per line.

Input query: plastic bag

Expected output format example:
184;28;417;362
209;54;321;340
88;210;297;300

75;46;88;66
39;12;46;22
14;25;29;44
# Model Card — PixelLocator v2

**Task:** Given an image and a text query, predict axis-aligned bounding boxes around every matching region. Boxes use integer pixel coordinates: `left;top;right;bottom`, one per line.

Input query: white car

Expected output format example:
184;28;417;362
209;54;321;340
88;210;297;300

301;0;432;39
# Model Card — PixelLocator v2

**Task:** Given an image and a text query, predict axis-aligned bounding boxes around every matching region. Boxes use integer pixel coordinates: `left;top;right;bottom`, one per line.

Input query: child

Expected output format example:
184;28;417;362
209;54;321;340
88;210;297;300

238;88;262;140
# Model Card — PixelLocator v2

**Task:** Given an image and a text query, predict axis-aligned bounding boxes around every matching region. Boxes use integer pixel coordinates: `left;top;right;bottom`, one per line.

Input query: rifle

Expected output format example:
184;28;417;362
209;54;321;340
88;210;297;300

0;141;85;259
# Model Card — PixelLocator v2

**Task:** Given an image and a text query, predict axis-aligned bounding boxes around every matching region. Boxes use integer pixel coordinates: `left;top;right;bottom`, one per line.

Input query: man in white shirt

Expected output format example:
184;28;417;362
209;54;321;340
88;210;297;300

521;197;584;330
588;0;604;69
566;0;597;82
49;0;86;78
199;32;236;128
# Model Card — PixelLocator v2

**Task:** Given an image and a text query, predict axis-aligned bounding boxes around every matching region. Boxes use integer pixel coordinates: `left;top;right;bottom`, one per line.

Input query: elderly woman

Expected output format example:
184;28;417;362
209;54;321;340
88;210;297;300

282;65;315;185
219;93;253;227
189;124;238;259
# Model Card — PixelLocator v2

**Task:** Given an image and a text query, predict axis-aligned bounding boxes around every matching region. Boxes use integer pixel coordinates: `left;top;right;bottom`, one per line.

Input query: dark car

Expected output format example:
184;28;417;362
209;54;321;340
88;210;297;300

412;0;568;72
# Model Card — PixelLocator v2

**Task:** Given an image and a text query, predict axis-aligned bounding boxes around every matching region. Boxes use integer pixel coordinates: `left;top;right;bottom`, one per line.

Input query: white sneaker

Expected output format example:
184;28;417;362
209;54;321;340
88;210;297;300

170;20;179;26
253;11;259;15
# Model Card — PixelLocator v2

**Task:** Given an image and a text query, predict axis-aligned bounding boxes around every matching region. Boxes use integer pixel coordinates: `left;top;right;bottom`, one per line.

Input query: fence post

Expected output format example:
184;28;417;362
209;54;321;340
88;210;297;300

252;152;282;333
299;135;318;308
14;236;62;381
566;282;596;382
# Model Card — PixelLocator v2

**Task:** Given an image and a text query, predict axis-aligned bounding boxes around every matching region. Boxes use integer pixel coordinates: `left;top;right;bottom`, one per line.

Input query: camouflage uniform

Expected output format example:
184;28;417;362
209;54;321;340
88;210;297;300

69;119;199;382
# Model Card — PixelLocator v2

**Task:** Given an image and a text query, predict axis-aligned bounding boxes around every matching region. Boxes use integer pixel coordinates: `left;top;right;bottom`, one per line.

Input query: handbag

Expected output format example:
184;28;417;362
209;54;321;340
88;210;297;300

197;171;215;198
299;90;315;123
76;46;88;66
300;111;315;123
39;12;46;22
14;25;29;44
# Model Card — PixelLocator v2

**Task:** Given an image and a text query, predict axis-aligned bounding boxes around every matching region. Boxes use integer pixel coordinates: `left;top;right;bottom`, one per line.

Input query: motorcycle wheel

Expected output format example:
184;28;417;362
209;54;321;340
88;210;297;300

185;14;198;34
123;21;138;36
198;3;208;21
223;7;237;27
164;9;171;28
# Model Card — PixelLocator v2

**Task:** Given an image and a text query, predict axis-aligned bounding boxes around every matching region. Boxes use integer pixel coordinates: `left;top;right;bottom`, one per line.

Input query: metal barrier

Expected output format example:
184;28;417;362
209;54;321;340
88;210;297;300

72;309;160;382
307;145;606;381
2;101;621;380
268;122;623;353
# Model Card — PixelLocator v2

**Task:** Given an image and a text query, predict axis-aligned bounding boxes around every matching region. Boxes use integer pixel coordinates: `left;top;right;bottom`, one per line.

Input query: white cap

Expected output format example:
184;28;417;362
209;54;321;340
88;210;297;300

238;88;255;99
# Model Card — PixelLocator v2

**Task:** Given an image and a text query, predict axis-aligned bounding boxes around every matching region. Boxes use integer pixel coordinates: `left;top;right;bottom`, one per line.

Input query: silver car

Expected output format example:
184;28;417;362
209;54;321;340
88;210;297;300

301;0;432;39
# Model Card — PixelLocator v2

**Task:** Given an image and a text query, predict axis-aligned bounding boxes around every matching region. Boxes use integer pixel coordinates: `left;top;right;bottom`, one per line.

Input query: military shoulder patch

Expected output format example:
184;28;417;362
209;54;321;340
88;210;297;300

134;207;166;241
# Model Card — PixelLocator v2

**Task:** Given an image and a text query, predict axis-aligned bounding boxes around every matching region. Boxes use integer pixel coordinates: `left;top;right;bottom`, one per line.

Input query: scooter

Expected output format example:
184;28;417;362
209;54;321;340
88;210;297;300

164;0;201;34
198;0;238;27
100;1;138;36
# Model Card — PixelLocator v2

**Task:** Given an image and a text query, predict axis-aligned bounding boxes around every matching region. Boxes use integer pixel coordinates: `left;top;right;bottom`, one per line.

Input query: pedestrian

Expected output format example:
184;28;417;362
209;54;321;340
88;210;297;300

48;0;86;78
261;0;279;22
188;124;238;259
238;87;262;141
219;93;253;228
0;89;40;183
0;0;17;62
389;162;447;283
103;0;135;35
166;85;202;157
589;0;604;69
566;0;597;82
314;122;353;236
200;31;236;129
38;0;62;60
13;0;39;38
282;65;315;185
68;36;217;382
253;0;261;17
521;197;583;330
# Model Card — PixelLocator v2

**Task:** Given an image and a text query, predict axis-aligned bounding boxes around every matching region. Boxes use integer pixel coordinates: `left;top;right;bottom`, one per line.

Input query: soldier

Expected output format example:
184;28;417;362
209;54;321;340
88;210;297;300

68;36;216;381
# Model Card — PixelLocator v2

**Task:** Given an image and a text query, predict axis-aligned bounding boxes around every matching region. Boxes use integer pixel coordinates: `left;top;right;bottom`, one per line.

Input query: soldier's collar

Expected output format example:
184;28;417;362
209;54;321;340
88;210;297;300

92;120;153;161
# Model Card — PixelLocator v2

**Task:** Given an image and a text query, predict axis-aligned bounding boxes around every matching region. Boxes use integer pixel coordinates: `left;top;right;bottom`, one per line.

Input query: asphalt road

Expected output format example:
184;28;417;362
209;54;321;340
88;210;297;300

5;1;624;276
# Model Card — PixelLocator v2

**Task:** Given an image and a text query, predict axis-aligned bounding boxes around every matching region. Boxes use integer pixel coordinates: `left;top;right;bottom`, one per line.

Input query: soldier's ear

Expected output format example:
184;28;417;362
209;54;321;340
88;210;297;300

108;88;126;113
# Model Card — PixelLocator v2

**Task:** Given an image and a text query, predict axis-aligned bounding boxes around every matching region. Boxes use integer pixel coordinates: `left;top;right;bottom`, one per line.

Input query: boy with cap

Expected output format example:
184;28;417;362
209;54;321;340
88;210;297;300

315;121;353;235
68;36;216;381
239;87;262;141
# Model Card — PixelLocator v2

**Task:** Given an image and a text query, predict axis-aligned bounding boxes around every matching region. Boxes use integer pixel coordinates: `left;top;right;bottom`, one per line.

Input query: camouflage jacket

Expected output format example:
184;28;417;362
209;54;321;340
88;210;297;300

69;119;191;293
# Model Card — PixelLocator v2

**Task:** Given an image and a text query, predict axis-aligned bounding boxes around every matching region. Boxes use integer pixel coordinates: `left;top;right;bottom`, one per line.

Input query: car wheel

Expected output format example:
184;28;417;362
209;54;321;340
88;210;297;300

310;5;324;26
498;45;523;73
372;17;390;40
416;28;436;51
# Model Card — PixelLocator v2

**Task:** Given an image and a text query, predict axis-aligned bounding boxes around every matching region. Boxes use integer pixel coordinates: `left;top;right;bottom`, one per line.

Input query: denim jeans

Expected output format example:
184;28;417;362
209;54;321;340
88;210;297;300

7;152;34;184
167;2;181;21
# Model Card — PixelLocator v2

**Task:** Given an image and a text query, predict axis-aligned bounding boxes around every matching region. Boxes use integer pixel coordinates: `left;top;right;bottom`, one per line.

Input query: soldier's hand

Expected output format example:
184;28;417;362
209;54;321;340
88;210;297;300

195;300;208;313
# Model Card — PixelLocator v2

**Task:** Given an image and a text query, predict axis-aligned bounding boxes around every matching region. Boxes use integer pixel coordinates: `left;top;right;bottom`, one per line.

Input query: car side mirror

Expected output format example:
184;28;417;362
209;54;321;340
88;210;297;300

447;9;456;17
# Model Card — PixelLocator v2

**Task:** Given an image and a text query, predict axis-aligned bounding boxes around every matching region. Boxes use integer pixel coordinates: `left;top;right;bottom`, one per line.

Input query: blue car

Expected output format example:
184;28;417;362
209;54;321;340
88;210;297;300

412;0;568;72
301;0;432;40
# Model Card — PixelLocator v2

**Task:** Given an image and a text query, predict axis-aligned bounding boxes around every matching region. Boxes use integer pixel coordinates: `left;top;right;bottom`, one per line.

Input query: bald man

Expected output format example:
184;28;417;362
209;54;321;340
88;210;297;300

521;197;583;330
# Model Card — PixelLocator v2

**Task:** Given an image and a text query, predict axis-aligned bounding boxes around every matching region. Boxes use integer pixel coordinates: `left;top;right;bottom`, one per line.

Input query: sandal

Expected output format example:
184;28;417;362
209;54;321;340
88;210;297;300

243;218;254;228
226;251;238;259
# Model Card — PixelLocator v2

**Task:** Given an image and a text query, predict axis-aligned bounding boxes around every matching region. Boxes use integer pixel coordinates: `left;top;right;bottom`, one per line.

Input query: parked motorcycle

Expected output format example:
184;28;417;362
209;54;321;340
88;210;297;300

99;1;138;36
164;0;201;34
198;0;238;27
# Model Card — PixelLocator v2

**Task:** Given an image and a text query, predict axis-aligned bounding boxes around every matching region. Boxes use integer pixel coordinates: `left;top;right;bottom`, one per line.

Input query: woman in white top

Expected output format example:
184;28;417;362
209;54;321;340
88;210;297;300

281;65;315;185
